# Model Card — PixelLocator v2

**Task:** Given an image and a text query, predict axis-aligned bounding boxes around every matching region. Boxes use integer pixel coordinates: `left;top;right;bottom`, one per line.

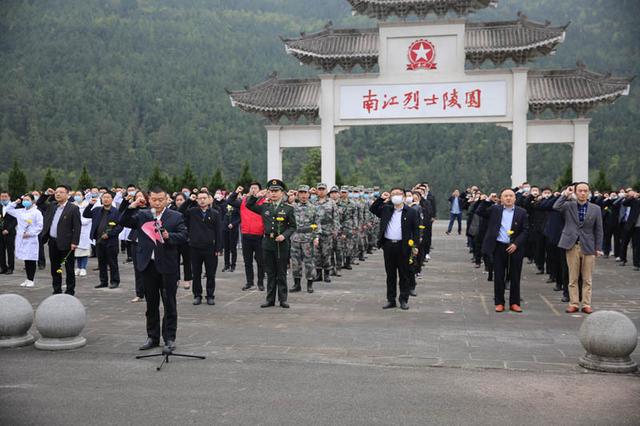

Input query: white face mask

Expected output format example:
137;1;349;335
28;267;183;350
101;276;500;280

405;196;414;204
391;195;404;205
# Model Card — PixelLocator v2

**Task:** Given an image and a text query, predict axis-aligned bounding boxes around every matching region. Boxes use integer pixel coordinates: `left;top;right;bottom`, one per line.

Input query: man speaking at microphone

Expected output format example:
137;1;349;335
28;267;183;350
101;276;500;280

121;186;188;353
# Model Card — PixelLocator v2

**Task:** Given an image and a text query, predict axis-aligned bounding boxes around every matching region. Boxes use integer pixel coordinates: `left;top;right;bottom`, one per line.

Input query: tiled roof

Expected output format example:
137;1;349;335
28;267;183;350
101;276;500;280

283;18;567;71
229;67;632;122
528;66;633;116
347;0;498;20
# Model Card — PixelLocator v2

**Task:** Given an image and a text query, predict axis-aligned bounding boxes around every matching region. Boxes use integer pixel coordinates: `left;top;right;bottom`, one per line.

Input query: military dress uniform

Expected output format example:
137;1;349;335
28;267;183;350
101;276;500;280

246;180;297;308
313;183;339;283
290;185;320;293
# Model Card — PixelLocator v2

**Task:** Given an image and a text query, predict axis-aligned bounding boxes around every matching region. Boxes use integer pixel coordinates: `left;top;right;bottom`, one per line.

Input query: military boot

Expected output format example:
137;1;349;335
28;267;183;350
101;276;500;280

323;269;331;283
343;257;352;270
307;280;314;293
314;268;323;282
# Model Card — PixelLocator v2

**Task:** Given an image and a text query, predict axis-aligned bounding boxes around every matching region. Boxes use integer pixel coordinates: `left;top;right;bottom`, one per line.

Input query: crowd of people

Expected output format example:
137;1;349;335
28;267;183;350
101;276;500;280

1;179;638;352
447;183;640;313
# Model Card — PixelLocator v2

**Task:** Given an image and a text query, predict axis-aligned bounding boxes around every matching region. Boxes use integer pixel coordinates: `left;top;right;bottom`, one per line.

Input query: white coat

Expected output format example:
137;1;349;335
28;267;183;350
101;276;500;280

7;203;43;261
76;202;93;250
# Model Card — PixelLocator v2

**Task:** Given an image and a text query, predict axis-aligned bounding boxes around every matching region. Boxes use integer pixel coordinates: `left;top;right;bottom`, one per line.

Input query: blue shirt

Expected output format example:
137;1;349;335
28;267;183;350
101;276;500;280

450;197;461;214
497;206;515;244
578;202;588;224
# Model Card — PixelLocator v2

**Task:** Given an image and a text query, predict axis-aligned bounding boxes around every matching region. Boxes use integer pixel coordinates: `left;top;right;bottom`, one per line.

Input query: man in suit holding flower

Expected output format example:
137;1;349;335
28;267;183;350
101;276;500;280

477;188;529;313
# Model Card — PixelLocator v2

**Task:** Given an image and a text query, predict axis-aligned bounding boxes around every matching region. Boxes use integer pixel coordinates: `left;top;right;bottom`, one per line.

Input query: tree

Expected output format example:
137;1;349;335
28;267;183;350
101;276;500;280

335;170;344;188
41;168;56;190
592;168;612;192
235;160;254;189
209;168;226;191
556;163;572;191
147;165;170;190
299;148;321;186
180;163;199;189
7;160;28;196
77;165;94;190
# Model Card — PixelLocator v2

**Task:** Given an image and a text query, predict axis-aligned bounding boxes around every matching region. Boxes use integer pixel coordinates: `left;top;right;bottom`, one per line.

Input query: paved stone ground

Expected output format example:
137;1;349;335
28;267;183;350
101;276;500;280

1;223;639;425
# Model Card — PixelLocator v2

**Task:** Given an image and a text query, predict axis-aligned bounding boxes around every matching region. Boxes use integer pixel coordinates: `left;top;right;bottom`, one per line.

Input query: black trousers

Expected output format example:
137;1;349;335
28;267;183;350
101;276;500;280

191;246;218;297
242;234;264;286
48;239;76;295
141;261;178;342
224;227;239;267
603;224;614;255
131;242;144;298
382;240;411;303
177;243;192;281
612;226;622;258
25;260;36;280
423;225;432;253
263;248;288;304
96;242;120;286
533;231;546;272
620;227;632;263
492;242;523;306
38;235;46;268
632;227;640;268
0;233;15;271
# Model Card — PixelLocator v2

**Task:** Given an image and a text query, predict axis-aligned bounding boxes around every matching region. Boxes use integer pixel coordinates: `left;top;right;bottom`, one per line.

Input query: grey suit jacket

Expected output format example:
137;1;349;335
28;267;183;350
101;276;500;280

553;195;603;255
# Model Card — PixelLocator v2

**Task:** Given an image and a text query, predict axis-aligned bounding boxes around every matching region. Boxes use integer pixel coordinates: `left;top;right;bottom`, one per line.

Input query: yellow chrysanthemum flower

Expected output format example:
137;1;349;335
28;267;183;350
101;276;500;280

408;239;414;247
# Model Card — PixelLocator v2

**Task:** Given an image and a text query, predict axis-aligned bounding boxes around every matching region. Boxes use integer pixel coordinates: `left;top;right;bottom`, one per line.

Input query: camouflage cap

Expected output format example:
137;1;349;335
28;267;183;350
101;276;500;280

340;186;350;192
316;183;327;189
329;185;339;193
298;185;310;192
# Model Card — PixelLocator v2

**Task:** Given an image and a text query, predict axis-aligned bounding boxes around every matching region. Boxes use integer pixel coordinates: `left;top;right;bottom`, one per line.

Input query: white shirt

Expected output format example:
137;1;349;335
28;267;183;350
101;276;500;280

384;207;403;241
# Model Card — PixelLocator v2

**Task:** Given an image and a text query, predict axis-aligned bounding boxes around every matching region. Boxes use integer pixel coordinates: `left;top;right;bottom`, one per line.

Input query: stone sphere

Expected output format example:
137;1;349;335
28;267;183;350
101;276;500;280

578;310;638;373
0;294;35;348
34;294;86;351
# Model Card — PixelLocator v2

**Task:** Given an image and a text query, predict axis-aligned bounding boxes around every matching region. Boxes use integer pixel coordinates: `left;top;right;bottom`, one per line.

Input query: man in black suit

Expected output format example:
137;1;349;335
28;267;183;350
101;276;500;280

83;192;123;289
182;190;223;305
476;188;529;313
621;189;640;270
0;191;18;274
221;196;241;272
369;188;420;310
120;186;188;353
41;185;81;295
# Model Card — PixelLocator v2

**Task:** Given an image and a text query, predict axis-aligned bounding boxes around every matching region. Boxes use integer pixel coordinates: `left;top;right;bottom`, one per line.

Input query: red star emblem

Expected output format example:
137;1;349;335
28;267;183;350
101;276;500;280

407;39;437;70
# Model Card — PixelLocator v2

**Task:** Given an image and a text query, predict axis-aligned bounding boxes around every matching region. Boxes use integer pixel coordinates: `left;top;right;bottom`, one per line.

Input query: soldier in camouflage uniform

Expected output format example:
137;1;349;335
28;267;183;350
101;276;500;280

353;186;367;263
364;188;377;254
290;185;319;293
313;183;339;283
337;186;356;270
328;186;342;276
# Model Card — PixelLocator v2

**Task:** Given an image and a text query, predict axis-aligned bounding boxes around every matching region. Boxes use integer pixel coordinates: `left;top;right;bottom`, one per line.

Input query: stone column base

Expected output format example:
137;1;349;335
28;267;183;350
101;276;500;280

579;353;638;374
0;333;35;348
35;336;86;351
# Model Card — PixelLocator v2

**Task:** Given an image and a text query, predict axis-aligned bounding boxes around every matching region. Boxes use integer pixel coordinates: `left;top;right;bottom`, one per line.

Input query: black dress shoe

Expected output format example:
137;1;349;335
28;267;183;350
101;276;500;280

0;269;7;275
561;296;570;303
553;285;562;291
619;262;627;267
109;283;119;289
242;284;254;291
400;302;409;310
193;296;202;305
94;284;108;288
261;302;275;308
546;278;555;283
257;283;265;291
221;266;229;272
139;338;160;351
206;297;215;305
382;302;397;309
409;289;417;297
280;302;290;309
163;340;176;353
229;266;235;272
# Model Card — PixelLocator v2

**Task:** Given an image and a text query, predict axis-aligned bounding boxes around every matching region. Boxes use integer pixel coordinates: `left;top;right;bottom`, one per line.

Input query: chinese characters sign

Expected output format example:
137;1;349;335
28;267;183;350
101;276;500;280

339;81;507;120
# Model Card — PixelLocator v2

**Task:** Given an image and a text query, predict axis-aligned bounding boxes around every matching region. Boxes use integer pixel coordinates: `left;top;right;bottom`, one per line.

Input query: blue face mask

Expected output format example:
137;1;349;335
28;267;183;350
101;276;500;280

0;200;9;206
74;195;82;203
128;191;136;197
22;200;33;208
373;192;380;197
364;194;370;200
310;195;318;202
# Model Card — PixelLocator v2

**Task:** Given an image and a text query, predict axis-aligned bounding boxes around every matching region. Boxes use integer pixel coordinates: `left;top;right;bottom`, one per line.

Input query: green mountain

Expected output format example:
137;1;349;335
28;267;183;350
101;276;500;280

1;0;638;215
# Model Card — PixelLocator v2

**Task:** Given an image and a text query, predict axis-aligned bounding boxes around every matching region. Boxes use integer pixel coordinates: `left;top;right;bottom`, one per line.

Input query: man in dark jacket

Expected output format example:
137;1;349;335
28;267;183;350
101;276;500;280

120;186;188;353
476;188;529;313
222;193;241;272
369;188;420;310
41;185;81;295
182;191;223;305
83;192;123;289
0;191;17;274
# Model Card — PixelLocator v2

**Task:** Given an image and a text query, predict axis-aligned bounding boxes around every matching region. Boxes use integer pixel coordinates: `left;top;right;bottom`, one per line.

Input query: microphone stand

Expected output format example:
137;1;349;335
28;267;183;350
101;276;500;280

136;347;206;371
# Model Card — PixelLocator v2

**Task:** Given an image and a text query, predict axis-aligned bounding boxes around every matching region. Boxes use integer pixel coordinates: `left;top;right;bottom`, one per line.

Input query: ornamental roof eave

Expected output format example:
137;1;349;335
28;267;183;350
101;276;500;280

347;0;499;20
282;17;569;71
